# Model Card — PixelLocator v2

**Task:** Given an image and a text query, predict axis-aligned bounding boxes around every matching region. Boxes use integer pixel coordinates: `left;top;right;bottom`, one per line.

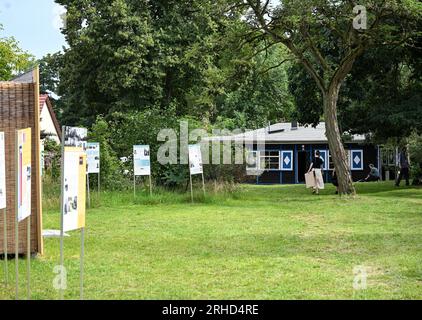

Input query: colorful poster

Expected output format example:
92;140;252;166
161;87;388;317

87;142;100;174
0;132;6;209
17;128;32;222
188;145;203;175
63;126;88;150
62;147;86;232
133;145;151;176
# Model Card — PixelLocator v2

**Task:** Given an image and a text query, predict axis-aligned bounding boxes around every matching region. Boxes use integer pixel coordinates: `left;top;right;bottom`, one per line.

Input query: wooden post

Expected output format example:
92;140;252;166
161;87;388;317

33;67;43;255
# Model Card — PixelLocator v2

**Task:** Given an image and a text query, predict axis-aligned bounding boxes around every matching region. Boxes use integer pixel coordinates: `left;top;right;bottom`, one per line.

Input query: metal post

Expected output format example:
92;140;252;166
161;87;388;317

80;227;84;300
98;172;100;194
86;173;91;208
59;209;64;300
189;173;194;203
3;208;7;285
15;213;18;300
149;174;152;196
201;172;206;197
133;175;136;199
59;126;65;300
15;130;19;300
26;215;30;300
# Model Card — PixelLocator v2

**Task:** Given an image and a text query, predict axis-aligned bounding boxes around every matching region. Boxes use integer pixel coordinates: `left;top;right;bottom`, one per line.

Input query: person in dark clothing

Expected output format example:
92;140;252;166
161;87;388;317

396;149;410;186
307;151;325;194
331;168;339;194
363;164;380;182
309;151;324;170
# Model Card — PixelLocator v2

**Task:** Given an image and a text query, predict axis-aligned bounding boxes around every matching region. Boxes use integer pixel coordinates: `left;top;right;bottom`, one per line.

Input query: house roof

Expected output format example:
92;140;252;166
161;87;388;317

206;122;366;144
40;94;62;140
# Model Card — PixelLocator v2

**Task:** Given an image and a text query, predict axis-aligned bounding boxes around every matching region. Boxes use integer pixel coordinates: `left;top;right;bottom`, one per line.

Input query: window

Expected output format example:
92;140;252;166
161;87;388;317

328;151;334;170
316;150;329;170
350;150;364;171
260;151;280;171
328;149;351;170
281;151;293;171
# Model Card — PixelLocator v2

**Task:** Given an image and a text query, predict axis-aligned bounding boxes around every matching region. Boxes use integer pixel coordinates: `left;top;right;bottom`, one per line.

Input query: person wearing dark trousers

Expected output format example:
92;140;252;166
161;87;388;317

362;164;380;182
331;168;339;194
396;149;410;187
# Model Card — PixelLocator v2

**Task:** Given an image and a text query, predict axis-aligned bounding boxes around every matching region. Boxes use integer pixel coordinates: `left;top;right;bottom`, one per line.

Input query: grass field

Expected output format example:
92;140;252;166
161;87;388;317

1;181;422;300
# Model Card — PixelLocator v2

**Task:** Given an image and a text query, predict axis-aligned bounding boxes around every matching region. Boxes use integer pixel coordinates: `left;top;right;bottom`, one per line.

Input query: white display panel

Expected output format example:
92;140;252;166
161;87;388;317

0;132;6;209
133;145;151;176
87;142;100;174
188;145;203;175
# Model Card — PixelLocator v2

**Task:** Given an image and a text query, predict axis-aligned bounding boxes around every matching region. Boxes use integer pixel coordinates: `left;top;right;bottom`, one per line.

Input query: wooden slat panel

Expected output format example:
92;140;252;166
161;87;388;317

0;71;43;255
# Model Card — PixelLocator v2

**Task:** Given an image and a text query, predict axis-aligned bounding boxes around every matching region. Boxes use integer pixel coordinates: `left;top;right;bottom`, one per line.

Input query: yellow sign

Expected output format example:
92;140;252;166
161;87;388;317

17;128;32;222
62;147;86;232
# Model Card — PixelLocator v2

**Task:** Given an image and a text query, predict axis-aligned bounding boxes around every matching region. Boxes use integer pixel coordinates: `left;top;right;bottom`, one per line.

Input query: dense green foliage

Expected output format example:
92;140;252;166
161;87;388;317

52;0;293;128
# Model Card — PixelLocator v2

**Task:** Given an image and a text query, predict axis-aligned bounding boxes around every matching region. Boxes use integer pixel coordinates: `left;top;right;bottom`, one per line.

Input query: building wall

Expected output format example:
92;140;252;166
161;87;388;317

250;143;379;185
40;102;60;144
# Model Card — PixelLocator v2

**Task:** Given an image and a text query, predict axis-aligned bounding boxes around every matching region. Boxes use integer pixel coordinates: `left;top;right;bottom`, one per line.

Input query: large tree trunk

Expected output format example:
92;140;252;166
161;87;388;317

323;84;356;195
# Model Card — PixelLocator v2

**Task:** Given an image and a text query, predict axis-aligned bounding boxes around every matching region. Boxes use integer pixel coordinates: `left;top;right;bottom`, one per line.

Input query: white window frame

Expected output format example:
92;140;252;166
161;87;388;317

281;150;294;171
350;149;364;171
316;149;329;170
259;150;281;171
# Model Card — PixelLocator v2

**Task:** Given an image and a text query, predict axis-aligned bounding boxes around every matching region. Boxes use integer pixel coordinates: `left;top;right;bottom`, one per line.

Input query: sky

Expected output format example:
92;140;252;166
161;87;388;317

0;0;66;58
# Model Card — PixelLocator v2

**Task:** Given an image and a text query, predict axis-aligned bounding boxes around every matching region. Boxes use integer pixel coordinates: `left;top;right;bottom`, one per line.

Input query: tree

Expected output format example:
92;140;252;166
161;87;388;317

39;52;63;95
288;37;422;142
234;0;421;195
56;0;238;125
55;0;293;128
0;25;35;80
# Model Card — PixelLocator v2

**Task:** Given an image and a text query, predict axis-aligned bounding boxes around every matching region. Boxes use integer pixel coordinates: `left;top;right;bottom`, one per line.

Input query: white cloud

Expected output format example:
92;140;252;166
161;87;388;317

52;3;66;31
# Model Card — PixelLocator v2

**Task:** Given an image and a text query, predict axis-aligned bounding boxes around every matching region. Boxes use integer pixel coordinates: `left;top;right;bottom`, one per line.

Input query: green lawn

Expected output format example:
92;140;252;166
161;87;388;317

1;182;422;300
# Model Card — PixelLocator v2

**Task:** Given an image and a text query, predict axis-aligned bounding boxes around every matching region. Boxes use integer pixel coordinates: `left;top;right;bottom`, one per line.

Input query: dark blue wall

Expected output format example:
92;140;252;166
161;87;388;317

251;143;378;185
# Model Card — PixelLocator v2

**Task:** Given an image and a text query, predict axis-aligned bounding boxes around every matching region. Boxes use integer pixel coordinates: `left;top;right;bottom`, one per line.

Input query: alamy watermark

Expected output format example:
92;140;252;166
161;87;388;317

353;265;367;290
156;121;266;168
53;265;67;291
353;5;367;30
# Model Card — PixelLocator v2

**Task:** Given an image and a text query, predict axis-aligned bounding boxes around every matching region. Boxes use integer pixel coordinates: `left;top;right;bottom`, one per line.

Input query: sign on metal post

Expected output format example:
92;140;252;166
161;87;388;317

188;145;205;202
60;126;87;300
133;145;152;197
87;142;100;200
15;128;32;300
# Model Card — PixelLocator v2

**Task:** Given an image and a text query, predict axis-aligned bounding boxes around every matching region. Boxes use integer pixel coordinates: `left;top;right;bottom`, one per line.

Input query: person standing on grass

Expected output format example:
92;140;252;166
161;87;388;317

396;148;411;187
307;150;325;195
